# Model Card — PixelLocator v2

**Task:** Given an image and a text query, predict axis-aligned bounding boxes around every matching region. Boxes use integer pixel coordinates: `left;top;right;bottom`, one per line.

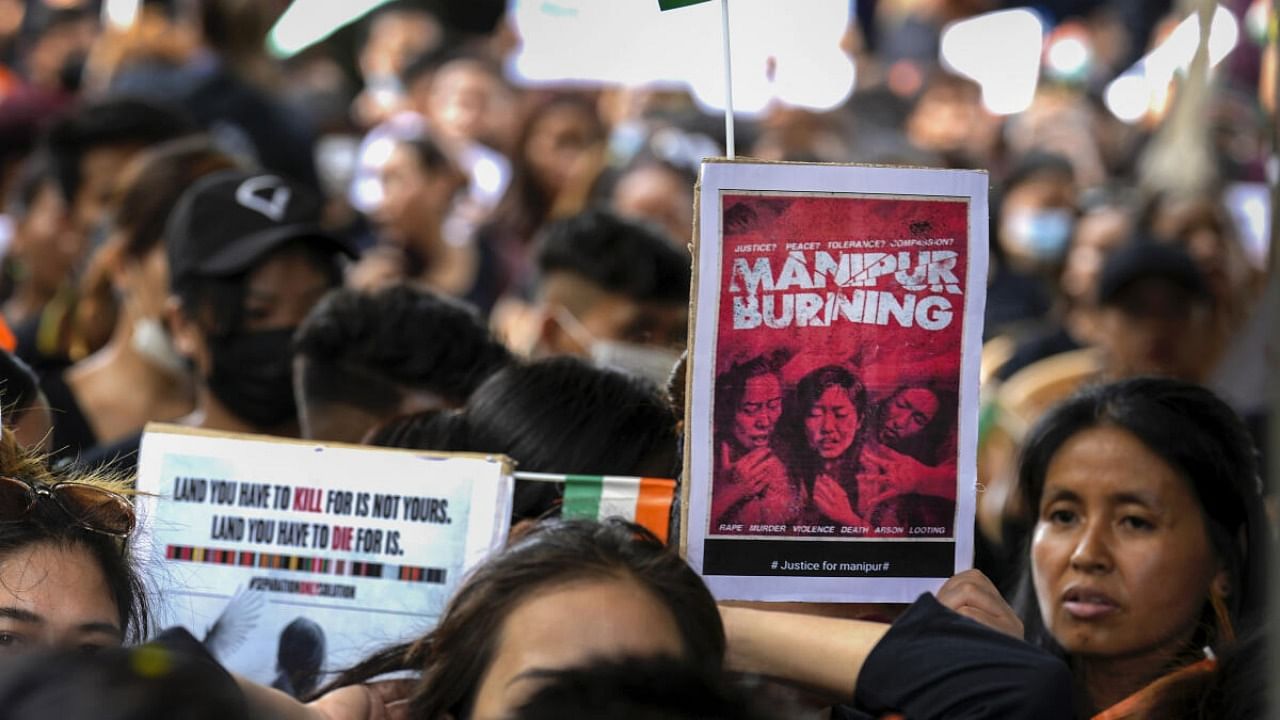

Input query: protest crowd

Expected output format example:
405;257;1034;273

0;0;1273;718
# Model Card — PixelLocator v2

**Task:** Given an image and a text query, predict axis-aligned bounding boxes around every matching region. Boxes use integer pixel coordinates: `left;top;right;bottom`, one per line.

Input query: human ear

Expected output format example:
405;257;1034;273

164;297;209;375
1211;570;1230;600
537;309;572;356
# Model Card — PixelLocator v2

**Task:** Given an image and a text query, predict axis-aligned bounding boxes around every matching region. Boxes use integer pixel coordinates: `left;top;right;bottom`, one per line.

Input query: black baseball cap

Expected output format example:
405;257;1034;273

1097;239;1210;306
166;170;356;290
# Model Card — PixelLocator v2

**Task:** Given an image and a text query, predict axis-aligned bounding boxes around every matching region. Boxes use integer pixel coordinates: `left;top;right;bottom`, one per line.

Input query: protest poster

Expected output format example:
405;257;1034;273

682;160;988;603
134;424;513;693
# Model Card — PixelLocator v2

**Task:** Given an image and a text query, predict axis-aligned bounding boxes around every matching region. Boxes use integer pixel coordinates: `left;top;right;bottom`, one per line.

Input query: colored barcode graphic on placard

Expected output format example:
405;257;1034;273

165;545;447;584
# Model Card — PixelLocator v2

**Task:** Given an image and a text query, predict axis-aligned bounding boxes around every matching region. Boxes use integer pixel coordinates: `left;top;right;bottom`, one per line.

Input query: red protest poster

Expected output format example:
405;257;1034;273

683;161;988;603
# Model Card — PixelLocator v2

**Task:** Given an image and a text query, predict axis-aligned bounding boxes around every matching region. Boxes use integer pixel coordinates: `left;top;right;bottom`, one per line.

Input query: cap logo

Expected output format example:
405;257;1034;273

235;175;292;222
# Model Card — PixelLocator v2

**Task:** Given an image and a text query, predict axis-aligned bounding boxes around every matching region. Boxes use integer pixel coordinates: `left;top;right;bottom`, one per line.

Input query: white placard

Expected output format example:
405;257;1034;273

135;424;513;692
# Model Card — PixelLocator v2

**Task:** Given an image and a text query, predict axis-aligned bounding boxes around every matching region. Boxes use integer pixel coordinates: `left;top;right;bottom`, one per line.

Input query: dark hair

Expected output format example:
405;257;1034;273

331;519;725;718
0;349;40;422
367;409;471;452
44;98;195;204
513;655;769;720
486;95;605;245
5;153;56;218
396;135;459;178
875;384;956;466
666;350;689;424
1003;152;1075;196
777;365;869;498
0;637;250;720
399;45;454;89
293;285;511;412
713;349;791;453
537;209;690;305
1012;378;1268;655
991;152;1076;268
612;153;698;199
0;430;150;643
272;617;326;699
1088;627;1270;719
468;357;678;519
0;96;57;177
373;358;678;520
115;137;239;260
175;240;344;339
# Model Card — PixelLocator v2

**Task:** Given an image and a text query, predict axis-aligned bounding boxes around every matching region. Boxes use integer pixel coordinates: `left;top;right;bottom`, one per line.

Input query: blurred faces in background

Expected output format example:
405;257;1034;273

998;155;1078;275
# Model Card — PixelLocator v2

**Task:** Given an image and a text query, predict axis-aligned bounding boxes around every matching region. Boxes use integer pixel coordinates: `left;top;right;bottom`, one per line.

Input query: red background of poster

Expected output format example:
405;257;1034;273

709;191;969;540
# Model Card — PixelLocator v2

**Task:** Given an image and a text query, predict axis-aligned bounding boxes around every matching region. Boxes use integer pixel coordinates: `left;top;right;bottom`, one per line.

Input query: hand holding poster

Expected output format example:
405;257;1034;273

682;160;988;603
134;424;513;693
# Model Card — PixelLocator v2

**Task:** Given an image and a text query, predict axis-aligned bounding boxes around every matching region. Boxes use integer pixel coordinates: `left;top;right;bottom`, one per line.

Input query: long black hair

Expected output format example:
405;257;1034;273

371;357;678;521
712;349;791;456
325;519;724;717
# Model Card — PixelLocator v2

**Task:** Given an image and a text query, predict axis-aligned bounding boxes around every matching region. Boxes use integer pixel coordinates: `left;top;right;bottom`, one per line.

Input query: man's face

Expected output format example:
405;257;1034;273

1097;278;1211;381
574;293;688;351
76;145;142;241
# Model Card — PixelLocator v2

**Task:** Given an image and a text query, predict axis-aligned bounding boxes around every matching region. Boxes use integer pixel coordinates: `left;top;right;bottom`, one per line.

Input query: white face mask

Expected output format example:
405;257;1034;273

131;317;188;376
553;305;681;386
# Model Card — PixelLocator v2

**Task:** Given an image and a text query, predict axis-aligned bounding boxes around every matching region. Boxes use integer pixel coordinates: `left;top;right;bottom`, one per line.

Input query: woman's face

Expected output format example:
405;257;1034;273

732;374;783;451
880;388;939;445
13;182;75;293
469;578;686;720
1032;426;1223;663
524;104;599;199
805;384;859;460
0;542;122;656
611;165;693;246
375;145;453;246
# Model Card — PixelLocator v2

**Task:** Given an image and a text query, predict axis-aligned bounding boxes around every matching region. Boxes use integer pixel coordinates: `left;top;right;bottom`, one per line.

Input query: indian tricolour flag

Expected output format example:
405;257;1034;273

658;0;712;9
517;473;678;542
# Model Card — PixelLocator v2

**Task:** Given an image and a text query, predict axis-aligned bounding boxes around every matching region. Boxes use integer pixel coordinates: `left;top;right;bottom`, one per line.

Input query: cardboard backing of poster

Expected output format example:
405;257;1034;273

134;424;513;693
682;159;988;603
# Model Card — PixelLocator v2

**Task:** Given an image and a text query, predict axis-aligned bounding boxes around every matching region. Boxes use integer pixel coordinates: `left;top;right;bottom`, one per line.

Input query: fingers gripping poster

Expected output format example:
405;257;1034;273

134;425;513;693
683;160;988;602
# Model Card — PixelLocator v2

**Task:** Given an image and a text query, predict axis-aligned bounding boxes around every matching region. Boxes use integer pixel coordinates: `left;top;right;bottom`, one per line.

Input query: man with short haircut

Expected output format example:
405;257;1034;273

1094;239;1215;383
293;284;512;443
45;97;196;243
518;209;690;385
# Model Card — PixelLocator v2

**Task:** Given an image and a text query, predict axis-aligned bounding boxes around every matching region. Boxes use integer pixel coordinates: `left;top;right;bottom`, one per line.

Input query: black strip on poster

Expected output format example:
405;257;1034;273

702;539;954;578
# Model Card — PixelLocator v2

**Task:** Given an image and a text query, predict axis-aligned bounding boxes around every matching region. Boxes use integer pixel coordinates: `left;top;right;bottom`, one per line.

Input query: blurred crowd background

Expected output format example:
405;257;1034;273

0;0;1273;586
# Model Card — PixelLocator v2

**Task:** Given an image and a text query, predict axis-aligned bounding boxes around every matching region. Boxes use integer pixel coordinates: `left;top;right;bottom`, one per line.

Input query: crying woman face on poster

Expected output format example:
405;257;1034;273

805;384;860;460
732;374;783;453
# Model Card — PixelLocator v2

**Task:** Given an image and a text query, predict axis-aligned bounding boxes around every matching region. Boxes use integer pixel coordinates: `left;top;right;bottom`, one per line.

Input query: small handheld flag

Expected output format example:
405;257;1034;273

516;472;677;542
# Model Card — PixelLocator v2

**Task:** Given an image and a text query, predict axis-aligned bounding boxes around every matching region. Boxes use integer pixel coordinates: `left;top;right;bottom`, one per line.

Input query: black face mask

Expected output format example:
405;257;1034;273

207;328;298;429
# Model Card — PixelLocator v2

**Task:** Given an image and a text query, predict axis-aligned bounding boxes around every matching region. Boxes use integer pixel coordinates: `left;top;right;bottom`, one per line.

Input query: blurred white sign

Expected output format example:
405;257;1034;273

508;0;855;114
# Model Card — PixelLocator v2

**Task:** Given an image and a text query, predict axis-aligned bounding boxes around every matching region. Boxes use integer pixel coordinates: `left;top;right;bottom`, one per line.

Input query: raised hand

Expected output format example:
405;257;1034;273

306;679;414;720
935;569;1023;639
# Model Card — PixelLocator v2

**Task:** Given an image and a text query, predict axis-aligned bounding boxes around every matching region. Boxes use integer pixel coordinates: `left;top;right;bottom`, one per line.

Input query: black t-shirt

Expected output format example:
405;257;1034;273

38;367;97;465
843;593;1073;720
